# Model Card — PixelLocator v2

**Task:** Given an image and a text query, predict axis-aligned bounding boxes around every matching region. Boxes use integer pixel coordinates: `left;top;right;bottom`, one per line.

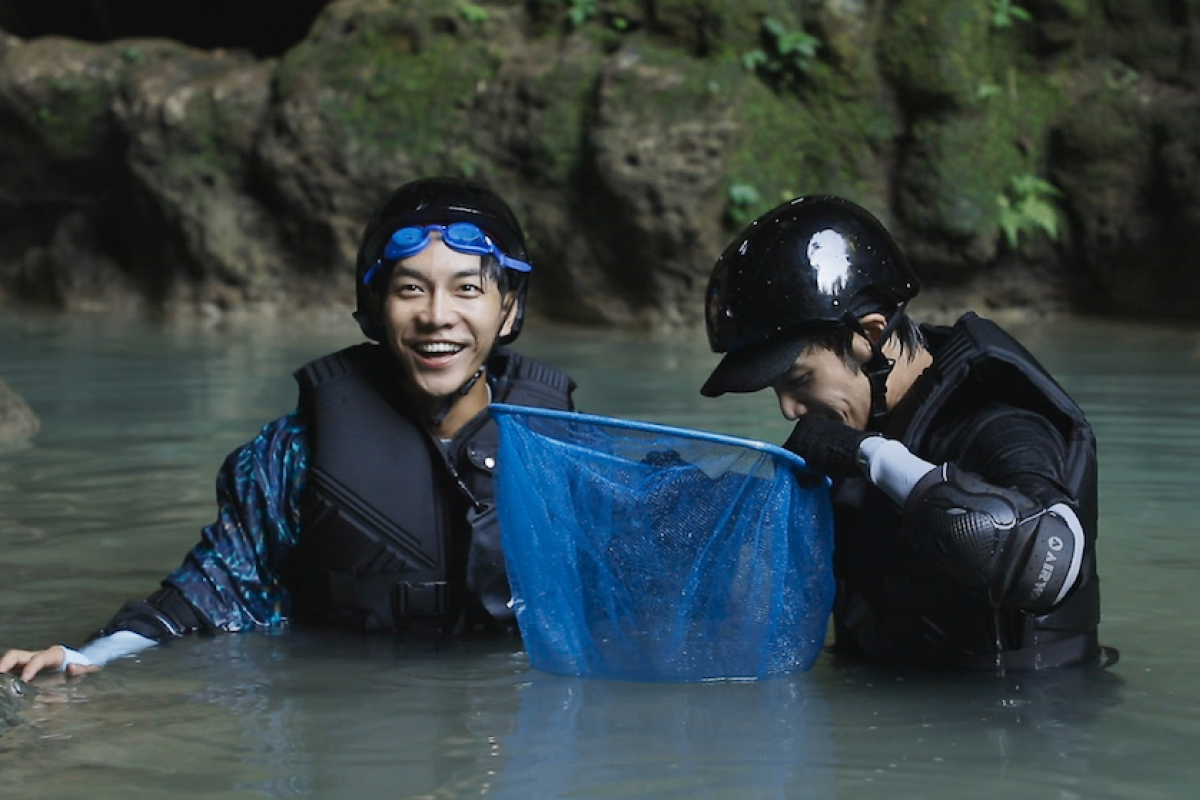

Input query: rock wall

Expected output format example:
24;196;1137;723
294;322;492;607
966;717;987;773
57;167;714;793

0;0;1197;330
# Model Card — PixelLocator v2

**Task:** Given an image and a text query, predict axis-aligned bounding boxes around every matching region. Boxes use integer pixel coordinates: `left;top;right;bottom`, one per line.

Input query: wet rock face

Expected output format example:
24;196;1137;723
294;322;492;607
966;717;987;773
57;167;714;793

0;376;39;444
0;0;1198;328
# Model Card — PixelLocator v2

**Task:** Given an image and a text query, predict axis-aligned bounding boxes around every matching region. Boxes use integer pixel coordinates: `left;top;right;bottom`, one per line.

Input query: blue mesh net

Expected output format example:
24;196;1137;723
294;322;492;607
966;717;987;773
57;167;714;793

491;404;836;682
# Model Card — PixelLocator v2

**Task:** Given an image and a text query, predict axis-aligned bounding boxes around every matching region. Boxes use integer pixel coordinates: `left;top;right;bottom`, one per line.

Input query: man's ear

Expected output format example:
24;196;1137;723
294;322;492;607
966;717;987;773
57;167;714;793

858;312;889;346
499;293;520;339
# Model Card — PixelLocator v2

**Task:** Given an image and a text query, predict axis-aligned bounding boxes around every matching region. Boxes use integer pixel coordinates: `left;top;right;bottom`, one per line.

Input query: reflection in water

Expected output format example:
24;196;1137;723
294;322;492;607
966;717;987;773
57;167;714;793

1;309;1199;797
822;659;1127;797
494;673;834;799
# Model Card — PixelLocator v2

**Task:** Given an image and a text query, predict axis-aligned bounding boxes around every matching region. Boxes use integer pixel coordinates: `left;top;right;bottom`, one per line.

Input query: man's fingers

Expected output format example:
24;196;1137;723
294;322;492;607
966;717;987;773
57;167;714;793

20;652;51;682
0;649;33;673
0;647;67;682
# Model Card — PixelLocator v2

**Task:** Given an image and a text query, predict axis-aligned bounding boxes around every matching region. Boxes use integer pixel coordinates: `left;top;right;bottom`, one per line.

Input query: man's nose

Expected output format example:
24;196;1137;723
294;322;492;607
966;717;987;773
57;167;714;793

419;291;451;326
778;395;808;421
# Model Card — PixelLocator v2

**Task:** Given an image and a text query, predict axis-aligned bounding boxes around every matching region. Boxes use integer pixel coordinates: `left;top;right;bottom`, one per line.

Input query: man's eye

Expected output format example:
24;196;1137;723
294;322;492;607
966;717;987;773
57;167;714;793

458;283;483;295
394;283;423;296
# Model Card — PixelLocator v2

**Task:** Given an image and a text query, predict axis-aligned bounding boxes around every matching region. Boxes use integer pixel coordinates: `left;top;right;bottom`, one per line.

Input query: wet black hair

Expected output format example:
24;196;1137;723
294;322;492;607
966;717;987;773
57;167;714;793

796;312;926;374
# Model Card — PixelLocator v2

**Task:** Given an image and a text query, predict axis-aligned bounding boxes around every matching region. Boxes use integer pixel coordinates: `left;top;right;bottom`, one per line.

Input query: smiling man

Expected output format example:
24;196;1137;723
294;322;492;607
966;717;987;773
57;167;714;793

1;177;576;680
700;195;1113;671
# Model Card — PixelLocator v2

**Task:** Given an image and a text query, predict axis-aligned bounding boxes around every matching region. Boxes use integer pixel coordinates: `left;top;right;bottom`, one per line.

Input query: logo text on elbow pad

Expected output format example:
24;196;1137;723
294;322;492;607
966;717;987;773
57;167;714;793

1030;536;1065;600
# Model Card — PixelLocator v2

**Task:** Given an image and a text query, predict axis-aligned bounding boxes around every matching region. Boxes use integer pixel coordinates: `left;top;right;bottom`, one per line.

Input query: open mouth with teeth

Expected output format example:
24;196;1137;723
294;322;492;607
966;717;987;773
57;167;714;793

412;341;467;364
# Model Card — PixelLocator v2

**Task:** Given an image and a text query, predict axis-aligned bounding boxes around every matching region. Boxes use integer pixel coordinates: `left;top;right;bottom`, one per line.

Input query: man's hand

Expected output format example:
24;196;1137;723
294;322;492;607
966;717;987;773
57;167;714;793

783;416;879;480
0;646;100;681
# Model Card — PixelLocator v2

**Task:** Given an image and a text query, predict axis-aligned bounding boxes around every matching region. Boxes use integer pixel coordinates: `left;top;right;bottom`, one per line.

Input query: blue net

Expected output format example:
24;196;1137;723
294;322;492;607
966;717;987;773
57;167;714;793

491;404;836;682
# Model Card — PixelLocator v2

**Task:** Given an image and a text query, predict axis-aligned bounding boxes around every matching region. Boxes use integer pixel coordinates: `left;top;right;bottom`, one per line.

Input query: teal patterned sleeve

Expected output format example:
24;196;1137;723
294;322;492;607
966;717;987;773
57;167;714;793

162;412;309;632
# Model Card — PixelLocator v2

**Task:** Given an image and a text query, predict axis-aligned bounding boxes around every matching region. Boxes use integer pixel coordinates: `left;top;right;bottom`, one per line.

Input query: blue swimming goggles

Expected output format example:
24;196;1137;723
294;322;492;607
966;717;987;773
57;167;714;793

362;222;532;285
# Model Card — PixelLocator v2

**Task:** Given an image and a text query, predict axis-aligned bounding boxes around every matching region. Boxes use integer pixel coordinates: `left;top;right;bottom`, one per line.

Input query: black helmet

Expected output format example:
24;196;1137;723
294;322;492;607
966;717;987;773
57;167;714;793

354;176;531;344
701;195;919;398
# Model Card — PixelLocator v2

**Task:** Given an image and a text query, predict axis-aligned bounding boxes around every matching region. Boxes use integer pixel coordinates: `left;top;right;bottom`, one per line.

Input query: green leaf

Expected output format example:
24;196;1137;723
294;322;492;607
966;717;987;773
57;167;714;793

729;183;762;206
996;195;1021;249
1018;196;1059;239
458;2;488;24
743;49;767;71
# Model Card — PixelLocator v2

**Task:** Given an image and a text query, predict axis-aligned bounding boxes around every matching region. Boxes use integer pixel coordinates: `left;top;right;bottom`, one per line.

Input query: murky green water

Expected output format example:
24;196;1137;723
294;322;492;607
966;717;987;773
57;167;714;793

1;306;1198;798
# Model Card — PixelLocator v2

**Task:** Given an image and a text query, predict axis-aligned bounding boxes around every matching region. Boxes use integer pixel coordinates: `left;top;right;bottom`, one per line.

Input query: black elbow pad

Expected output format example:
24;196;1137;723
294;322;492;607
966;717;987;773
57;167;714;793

902;465;1082;613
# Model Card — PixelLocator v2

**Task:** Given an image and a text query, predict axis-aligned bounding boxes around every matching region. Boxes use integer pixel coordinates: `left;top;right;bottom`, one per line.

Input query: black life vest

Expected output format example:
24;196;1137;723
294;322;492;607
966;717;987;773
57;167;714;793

834;313;1101;669
284;344;575;632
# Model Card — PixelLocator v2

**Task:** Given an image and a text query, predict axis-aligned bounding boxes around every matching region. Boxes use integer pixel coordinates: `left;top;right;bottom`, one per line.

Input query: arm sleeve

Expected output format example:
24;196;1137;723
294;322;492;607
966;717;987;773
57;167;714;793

96;413;309;640
59;631;157;670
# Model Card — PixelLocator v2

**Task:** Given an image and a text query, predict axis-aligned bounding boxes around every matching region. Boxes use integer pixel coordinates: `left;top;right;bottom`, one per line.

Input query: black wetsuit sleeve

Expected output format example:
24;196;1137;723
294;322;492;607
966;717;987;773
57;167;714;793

948;405;1073;508
94;585;212;641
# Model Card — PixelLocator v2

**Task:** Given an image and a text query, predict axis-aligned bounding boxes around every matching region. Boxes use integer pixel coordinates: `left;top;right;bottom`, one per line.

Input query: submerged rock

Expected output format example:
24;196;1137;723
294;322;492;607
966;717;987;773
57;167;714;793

0;375;39;443
0;673;40;732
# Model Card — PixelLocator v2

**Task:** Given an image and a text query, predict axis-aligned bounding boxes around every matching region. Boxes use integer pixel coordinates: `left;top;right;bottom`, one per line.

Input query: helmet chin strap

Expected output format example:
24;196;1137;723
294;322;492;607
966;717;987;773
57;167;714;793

426;364;487;431
845;306;905;432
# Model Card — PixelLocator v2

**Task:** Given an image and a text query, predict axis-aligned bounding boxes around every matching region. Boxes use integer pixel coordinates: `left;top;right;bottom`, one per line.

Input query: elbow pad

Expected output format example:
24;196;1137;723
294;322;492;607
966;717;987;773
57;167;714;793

902;465;1084;614
97;586;208;641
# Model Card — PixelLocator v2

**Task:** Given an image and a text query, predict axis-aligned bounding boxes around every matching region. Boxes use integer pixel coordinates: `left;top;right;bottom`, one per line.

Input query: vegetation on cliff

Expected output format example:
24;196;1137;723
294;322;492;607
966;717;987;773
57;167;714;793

0;0;1197;328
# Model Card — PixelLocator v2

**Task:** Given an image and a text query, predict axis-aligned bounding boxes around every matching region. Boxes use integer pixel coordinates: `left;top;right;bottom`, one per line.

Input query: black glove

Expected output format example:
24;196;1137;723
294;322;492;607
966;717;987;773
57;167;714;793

783;416;879;480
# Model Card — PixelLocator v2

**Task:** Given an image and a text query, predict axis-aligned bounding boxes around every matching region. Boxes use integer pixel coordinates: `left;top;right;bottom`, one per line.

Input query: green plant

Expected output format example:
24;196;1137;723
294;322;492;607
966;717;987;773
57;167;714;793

1104;62;1139;91
996;174;1062;250
742;17;820;91
977;67;1019;102
118;45;145;64
458;2;489;24
566;0;597;29
990;0;1031;29
976;82;1002;100
727;183;762;226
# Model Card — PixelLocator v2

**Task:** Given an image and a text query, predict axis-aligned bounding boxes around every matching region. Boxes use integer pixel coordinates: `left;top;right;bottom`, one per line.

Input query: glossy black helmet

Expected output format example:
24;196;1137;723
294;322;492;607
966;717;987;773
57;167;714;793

701;195;919;397
354;176;531;344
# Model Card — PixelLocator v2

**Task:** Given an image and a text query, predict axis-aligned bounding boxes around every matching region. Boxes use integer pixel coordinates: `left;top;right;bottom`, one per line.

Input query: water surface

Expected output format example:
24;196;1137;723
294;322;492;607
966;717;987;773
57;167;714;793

1;307;1198;798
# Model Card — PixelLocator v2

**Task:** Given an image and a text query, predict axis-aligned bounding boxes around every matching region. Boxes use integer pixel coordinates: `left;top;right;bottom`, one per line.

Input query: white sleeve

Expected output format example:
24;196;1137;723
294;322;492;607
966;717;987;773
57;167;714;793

59;631;158;671
857;436;938;506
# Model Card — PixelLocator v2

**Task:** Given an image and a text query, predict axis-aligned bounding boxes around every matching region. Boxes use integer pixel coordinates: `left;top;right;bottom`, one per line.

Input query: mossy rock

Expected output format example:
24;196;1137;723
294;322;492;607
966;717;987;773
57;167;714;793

1096;0;1195;83
119;48;268;192
721;56;899;228
276;0;503;173
879;0;996;109
640;0;804;57
896;70;1065;252
1051;84;1145;163
593;42;740;125
0;36;122;161
470;41;605;188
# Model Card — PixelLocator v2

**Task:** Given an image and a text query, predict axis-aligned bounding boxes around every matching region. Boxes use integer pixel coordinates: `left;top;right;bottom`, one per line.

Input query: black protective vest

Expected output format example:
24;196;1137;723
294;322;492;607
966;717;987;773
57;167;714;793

834;313;1101;669
285;344;574;632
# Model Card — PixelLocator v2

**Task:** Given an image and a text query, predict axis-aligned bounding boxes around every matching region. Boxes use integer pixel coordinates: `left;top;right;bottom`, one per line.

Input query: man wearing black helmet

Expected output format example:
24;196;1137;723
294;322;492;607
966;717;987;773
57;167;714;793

1;177;576;680
701;195;1110;670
